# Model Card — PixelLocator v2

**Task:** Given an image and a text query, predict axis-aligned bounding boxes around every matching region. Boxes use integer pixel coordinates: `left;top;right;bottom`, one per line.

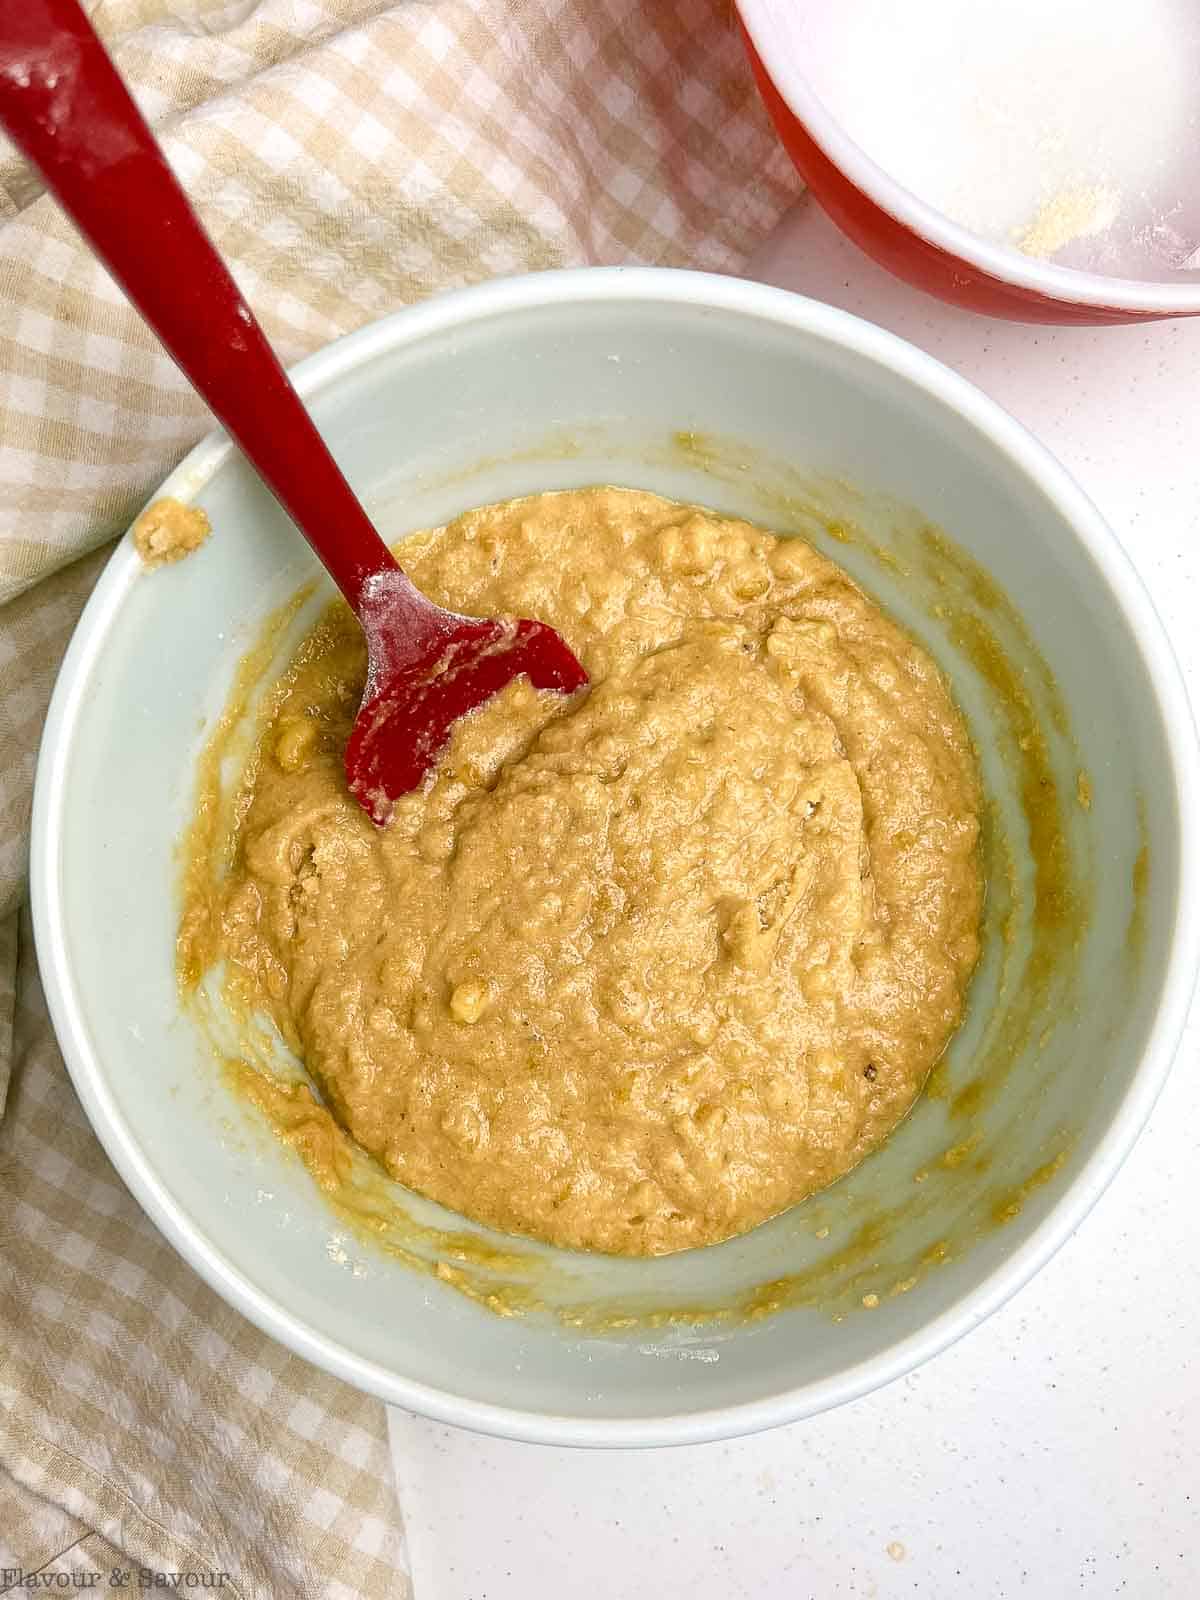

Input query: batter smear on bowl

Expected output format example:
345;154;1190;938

181;488;982;1256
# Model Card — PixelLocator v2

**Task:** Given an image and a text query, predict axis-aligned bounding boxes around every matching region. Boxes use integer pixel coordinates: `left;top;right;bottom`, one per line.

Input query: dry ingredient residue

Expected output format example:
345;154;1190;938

1014;184;1122;260
133;497;211;569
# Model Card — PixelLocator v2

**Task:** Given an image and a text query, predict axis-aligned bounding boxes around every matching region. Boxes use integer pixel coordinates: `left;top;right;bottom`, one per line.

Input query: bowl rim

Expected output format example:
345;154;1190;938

736;0;1200;316
30;266;1200;1447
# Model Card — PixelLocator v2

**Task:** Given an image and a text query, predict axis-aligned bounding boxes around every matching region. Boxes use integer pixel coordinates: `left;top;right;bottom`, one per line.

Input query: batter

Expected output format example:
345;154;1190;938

133;497;211;568
181;488;982;1256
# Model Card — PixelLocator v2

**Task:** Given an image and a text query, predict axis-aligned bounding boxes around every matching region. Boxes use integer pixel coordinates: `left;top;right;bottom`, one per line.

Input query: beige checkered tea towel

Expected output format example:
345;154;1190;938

0;1;800;1592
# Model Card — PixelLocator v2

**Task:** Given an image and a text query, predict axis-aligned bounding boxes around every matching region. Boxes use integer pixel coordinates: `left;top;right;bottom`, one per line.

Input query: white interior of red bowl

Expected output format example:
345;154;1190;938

739;0;1200;315
30;270;1200;1445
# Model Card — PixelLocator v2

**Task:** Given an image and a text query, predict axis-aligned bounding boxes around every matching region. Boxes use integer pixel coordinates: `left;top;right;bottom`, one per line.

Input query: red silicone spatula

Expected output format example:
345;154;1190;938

0;0;588;825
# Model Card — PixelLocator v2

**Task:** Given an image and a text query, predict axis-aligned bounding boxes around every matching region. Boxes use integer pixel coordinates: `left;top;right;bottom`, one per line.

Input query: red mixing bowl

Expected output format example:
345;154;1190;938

738;0;1200;324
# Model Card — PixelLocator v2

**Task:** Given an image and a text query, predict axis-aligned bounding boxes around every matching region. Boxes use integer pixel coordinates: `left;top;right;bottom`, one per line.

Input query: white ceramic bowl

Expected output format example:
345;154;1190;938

31;269;1199;1445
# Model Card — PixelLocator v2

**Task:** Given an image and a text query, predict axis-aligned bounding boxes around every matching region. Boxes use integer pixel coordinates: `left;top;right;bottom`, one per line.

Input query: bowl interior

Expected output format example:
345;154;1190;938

39;278;1189;1441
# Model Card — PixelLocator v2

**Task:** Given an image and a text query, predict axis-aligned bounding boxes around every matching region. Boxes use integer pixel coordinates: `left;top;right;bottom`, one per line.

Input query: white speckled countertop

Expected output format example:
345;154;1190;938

387;199;1200;1599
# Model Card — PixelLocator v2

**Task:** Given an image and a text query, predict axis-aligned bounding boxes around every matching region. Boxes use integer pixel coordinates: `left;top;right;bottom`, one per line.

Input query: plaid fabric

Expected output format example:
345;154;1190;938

0;1;800;1593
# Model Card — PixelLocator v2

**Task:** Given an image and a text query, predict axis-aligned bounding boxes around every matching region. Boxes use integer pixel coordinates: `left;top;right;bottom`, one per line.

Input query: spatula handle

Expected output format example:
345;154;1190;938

0;0;398;608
